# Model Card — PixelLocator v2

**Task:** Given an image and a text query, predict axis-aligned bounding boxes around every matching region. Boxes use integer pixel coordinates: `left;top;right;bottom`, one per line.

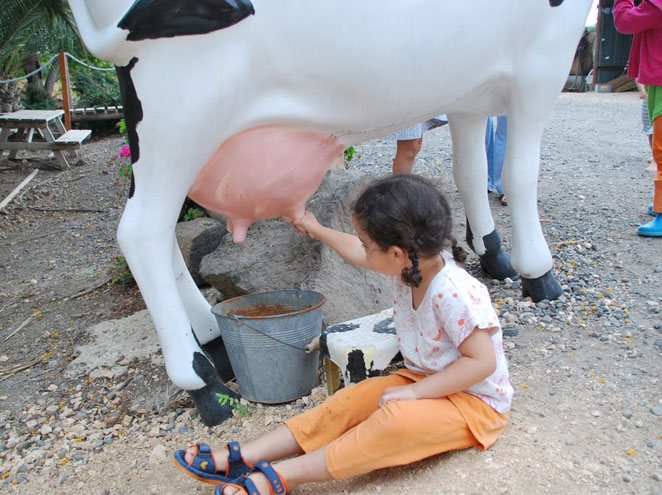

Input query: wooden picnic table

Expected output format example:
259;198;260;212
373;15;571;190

0;109;91;169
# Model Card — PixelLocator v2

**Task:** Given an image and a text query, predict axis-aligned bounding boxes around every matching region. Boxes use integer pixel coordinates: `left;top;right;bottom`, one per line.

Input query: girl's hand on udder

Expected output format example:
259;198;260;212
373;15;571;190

378;385;418;406
290;210;321;238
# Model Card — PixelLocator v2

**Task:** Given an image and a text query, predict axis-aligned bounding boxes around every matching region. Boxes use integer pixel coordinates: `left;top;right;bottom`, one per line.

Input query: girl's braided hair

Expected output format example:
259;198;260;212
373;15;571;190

352;174;466;287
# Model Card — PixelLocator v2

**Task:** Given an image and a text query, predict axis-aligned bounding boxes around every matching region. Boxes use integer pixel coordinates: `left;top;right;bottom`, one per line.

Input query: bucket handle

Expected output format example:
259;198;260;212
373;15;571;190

225;314;318;353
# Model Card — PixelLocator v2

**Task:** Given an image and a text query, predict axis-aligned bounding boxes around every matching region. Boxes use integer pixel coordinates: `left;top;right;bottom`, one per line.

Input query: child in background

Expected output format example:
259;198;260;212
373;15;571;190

637;81;656;172
173;174;513;495
613;0;662;236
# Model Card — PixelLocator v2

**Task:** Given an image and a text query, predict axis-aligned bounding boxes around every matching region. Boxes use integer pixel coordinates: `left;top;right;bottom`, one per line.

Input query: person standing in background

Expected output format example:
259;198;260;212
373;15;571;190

637;80;656;172
388;116;447;174
485;115;508;206
613;0;662;237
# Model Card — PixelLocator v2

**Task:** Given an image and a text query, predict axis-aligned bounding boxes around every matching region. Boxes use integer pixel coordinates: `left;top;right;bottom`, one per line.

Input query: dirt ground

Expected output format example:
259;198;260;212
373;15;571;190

0;92;660;495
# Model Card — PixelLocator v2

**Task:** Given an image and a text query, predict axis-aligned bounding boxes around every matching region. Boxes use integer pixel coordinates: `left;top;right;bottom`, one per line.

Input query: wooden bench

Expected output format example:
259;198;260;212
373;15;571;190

55;129;92;148
70;105;124;122
0;110;92;169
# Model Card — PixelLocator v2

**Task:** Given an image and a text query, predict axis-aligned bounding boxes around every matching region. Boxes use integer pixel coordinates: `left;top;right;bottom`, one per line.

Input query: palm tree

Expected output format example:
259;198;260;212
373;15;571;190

0;0;82;111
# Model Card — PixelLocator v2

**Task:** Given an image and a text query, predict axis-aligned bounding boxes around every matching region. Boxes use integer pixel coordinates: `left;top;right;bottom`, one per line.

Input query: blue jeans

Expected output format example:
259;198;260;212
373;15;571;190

485;115;508;195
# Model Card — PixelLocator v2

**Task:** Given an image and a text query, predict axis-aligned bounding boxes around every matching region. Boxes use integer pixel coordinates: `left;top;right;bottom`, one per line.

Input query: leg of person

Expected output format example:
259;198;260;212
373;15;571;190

638;113;662;236
493;115;508;205
322;392;506;480
181;374;408;484
647;134;655;172
393;138;423;174
217;375;412;494
485;116;495;193
643;98;656;171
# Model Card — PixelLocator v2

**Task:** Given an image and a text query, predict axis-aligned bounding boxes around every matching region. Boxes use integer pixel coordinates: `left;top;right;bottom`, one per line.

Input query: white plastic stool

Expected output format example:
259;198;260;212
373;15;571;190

321;308;400;394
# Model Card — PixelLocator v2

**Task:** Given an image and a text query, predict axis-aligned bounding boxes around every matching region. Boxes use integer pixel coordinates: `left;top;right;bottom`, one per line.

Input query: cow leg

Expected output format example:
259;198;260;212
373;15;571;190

448;113;517;280
171;240;234;382
172;239;221;345
502;96;562;302
117;166;236;426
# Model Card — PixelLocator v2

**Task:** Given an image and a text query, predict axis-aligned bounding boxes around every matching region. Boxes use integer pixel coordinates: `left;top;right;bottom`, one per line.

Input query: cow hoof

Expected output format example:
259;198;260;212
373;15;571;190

479;248;518;280
189;352;239;426
521;270;562;302
466;227;517;280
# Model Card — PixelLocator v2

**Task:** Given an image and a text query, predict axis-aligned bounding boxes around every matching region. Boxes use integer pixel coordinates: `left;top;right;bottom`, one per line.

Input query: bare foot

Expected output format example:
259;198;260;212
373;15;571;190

222;472;271;495
646;158;656;172
184;445;228;473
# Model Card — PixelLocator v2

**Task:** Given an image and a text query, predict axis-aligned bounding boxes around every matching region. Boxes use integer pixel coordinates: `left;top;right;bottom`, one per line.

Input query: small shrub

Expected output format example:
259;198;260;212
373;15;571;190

344;146;356;162
182;207;206;222
110;256;135;285
216;393;251;417
21;84;56;109
73;69;121;108
179;197;208;223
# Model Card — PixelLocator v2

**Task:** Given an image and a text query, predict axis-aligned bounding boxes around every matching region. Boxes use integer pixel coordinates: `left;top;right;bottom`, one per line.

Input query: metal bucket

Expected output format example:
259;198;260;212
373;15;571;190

211;289;326;403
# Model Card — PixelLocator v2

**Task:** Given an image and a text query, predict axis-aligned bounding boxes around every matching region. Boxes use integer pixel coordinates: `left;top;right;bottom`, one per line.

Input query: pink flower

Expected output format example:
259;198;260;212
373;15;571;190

119;144;131;159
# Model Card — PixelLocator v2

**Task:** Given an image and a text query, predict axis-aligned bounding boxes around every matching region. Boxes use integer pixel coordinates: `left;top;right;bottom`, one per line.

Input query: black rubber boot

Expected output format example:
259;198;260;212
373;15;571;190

187;352;238;426
466;224;518;280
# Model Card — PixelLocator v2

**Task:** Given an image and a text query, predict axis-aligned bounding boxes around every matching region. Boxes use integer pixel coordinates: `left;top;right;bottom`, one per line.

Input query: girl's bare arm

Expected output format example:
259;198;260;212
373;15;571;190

291;210;370;269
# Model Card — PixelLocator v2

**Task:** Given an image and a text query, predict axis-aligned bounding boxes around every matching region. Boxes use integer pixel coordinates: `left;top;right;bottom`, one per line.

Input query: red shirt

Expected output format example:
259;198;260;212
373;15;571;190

613;0;662;85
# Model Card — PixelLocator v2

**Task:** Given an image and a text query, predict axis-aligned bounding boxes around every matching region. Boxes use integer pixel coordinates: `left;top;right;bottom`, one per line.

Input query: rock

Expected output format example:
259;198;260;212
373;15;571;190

651;404;662;416
148;444;168;465
176;217;227;286
199;169;392;324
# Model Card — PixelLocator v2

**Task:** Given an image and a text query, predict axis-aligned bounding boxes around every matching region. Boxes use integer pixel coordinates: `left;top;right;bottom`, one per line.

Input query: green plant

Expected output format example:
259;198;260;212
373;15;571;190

178;197;208;223
109;256;135;285
118;162;133;179
344;146;356;162
182;207;206;222
72;68;121;108
21;83;55;109
215;392;251;417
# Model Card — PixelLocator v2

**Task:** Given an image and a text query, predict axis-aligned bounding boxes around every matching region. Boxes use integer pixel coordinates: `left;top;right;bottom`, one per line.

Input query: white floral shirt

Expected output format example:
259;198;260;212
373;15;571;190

392;251;513;413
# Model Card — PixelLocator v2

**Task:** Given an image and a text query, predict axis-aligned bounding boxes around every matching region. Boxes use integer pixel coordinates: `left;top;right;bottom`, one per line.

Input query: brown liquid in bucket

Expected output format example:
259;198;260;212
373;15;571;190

227;304;297;317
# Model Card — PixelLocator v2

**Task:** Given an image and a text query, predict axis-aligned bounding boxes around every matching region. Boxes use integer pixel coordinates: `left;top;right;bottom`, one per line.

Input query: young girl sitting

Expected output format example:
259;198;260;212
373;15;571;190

173;174;513;495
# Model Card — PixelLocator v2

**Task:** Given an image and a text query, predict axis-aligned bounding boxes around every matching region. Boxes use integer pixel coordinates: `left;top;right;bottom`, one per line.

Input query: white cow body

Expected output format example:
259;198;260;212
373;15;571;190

67;0;592;424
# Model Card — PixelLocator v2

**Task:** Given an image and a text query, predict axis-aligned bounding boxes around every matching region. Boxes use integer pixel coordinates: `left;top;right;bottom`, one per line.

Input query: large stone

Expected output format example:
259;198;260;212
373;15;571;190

199;169;392;324
176;217;227;286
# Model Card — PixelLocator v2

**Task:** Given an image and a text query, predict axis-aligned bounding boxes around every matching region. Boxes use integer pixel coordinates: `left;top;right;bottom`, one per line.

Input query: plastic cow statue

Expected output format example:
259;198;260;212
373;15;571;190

67;0;593;424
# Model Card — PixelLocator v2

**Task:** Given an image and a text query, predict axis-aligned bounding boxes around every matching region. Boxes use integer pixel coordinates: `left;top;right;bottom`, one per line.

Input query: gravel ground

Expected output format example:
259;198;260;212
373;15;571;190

0;92;660;495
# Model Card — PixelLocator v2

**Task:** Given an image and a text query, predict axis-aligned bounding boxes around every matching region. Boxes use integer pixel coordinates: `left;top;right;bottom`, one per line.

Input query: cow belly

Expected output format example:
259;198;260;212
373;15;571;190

189;126;344;243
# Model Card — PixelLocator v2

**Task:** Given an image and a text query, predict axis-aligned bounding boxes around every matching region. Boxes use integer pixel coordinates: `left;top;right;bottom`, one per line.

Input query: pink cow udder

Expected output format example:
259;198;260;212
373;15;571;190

189;126;344;244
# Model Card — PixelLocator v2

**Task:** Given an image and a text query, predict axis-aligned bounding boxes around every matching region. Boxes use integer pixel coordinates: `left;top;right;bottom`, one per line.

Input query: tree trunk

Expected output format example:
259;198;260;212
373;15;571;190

44;59;60;96
0;81;21;113
22;52;43;87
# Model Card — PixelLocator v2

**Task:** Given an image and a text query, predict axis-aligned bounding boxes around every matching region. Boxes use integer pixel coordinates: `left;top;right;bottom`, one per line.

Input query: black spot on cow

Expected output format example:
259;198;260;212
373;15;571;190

115;58;142;199
320;322;361;357
347;349;367;383
189;351;237;426
373;317;396;334
119;0;255;41
325;323;360;334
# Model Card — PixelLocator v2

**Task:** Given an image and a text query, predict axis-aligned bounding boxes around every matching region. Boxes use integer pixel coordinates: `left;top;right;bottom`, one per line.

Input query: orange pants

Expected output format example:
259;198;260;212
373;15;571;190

285;371;508;480
653;116;662;213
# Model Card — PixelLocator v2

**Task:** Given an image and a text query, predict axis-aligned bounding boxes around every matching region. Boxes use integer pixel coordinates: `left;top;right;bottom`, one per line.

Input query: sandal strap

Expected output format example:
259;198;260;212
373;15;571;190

214;479;260;495
226;441;253;477
254;461;288;495
190;443;216;474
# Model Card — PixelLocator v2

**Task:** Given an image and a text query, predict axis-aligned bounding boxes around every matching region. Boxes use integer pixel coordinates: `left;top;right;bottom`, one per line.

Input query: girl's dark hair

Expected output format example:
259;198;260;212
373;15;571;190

352;174;467;287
